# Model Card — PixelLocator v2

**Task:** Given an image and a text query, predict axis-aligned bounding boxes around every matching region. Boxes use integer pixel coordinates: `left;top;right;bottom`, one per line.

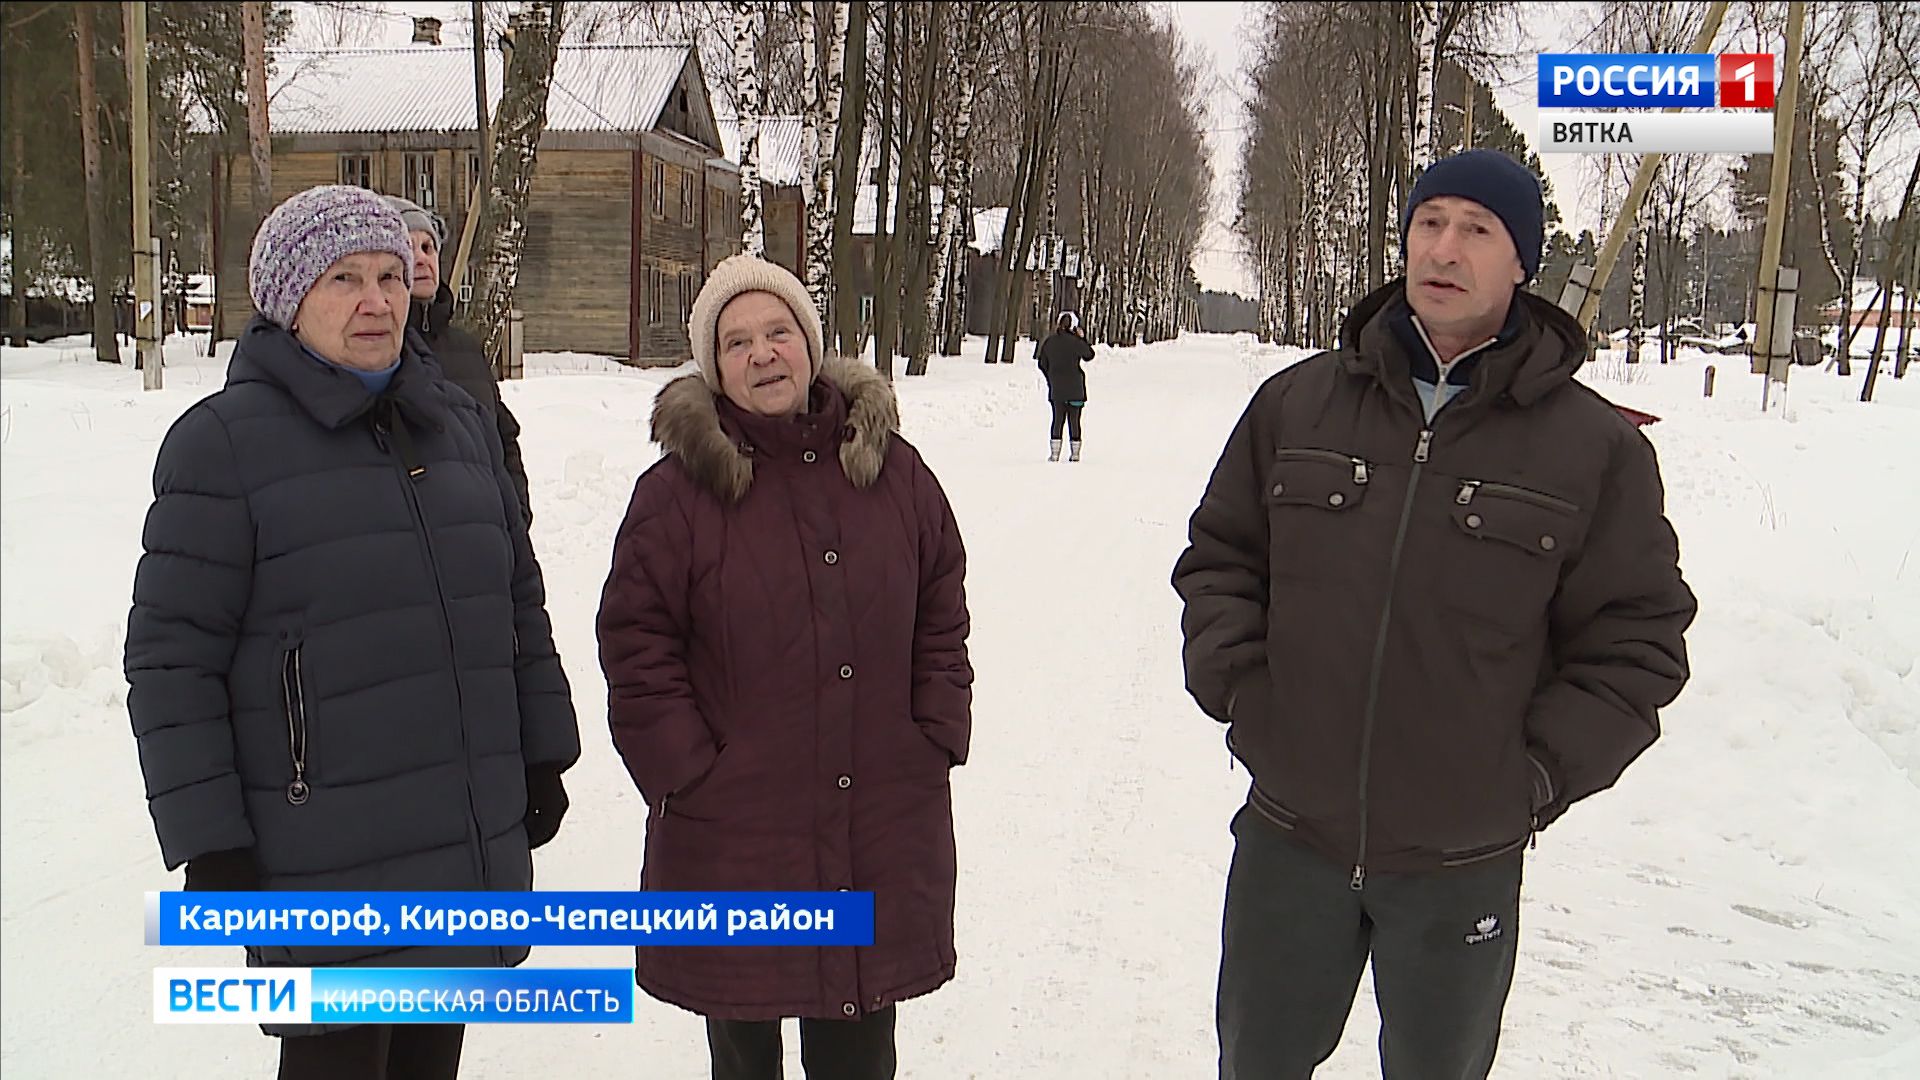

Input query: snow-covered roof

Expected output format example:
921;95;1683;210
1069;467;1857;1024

967;206;1083;273
266;45;694;135
851;184;946;237
970;208;1009;255
715;115;888;197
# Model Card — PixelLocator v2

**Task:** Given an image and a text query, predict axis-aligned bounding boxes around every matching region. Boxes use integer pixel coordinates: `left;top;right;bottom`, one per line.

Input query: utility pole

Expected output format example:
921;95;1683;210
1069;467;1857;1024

127;1;161;389
449;0;492;298
1755;0;1806;412
1572;0;1730;333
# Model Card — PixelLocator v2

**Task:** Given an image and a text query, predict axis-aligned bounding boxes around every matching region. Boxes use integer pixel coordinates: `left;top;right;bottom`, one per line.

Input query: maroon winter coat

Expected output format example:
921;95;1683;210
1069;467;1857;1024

597;357;973;1022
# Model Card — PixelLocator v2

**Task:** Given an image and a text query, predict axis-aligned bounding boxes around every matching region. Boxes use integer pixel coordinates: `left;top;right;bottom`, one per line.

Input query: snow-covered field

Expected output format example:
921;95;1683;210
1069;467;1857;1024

3;329;1917;1077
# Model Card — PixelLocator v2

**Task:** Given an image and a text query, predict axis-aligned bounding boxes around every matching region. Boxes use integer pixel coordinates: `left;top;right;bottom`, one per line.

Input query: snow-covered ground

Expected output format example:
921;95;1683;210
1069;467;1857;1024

3;329;1918;1077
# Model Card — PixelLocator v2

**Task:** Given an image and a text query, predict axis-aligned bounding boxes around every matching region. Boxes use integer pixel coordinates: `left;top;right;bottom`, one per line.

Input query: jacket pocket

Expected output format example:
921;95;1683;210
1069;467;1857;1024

279;634;312;806
1445;479;1581;631
1440;833;1530;868
1267;449;1373;511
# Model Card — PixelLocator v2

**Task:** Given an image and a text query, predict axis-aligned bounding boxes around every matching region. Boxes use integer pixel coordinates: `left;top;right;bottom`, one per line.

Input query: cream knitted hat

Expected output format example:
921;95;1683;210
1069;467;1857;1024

689;254;825;391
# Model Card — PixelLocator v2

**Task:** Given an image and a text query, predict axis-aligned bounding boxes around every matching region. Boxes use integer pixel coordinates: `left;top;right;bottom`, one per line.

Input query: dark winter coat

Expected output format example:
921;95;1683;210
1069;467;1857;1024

125;315;580;1033
596;357;972;1022
1037;329;1095;403
1171;281;1696;879
409;284;533;528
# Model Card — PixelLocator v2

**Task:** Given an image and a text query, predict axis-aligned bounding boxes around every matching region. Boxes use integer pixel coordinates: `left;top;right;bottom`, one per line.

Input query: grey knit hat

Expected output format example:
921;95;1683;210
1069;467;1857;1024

689;254;825;391
381;194;448;246
248;185;414;328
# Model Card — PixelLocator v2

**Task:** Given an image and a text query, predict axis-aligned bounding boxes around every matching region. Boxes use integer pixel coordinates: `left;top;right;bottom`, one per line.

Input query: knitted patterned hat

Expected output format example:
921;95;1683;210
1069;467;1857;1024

249;185;414;328
689;254;824;391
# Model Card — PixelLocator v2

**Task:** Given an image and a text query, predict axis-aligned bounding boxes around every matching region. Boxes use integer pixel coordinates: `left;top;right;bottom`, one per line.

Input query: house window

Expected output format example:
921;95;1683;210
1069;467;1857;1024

652;161;666;218
403;152;437;209
647;267;663;326
681;174;694;226
679;271;697;325
339;154;372;189
462;152;484;208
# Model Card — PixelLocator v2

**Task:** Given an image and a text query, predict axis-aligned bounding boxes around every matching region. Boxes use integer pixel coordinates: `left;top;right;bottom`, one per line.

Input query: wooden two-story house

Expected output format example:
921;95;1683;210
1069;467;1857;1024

216;34;741;365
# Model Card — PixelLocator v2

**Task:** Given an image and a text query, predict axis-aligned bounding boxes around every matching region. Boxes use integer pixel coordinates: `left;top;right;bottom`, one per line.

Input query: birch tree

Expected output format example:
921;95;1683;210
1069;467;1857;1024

460;1;564;363
1409;0;1438;174
916;6;986;373
733;1;764;257
804;1;847;324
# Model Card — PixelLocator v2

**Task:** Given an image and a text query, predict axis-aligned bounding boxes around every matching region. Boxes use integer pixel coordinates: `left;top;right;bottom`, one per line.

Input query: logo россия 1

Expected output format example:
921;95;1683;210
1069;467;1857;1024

1535;52;1776;154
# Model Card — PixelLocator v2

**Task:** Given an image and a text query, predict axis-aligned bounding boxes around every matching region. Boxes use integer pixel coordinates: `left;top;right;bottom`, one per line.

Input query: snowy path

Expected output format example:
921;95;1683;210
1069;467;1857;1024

3;334;1918;1077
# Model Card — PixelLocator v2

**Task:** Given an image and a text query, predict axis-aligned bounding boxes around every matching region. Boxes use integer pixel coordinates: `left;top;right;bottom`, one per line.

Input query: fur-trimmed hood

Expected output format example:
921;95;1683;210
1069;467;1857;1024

650;356;901;503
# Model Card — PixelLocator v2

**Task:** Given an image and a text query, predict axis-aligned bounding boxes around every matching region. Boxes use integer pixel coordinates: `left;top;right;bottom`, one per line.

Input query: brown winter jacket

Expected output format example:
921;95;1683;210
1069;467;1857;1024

1172;280;1696;881
597;357;972;1021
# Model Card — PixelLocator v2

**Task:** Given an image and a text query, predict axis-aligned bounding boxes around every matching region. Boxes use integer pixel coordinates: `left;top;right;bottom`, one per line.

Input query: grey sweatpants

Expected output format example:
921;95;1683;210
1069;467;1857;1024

1217;803;1524;1080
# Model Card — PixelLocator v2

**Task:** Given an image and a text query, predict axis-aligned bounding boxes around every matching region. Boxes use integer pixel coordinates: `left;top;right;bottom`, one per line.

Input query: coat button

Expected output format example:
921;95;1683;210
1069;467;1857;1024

1465;514;1483;529
1539;535;1557;551
837;775;851;789
1271;483;1285;497
840;664;854;679
824;550;839;565
842;1002;857;1017
803;450;818;463
1327;492;1345;507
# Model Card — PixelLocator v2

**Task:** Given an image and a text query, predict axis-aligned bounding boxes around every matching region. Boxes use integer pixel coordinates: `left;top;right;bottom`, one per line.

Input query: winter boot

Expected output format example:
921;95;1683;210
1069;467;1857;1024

1048;440;1063;462
1069;441;1082;462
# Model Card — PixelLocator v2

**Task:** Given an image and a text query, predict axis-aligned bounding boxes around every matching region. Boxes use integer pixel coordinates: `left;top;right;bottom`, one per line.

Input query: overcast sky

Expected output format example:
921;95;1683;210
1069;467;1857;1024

305;2;1915;301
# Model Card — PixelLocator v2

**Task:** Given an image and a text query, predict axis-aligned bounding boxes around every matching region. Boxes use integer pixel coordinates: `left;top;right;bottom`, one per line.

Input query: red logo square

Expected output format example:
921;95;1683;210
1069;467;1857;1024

1719;54;1777;108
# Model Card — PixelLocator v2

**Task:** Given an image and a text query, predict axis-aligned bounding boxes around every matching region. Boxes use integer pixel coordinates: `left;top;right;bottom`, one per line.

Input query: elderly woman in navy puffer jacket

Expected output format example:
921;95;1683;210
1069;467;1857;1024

124;185;579;1080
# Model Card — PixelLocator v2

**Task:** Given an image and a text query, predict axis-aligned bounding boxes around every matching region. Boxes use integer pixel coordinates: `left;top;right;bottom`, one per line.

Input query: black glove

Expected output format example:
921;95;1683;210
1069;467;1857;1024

184;848;260;892
524;765;569;850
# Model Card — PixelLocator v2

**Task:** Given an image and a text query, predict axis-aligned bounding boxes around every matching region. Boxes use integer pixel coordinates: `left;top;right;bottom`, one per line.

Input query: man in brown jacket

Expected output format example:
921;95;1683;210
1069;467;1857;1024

1172;149;1697;1079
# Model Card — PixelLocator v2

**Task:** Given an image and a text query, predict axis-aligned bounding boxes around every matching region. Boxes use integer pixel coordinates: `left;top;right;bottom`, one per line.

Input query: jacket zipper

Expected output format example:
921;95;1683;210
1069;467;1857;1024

283;646;310;806
1455;480;1579;515
374;418;492;895
1350;426;1431;891
1438;832;1531;868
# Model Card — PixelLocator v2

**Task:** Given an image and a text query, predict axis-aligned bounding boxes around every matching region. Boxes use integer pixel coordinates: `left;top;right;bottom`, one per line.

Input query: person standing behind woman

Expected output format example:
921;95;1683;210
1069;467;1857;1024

1037;311;1095;461
381;194;534;528
124;185;579;1080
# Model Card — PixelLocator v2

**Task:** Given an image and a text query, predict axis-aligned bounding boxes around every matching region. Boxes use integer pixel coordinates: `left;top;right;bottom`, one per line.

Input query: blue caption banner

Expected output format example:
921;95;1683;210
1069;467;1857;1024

1537;53;1717;108
154;966;635;1024
147;891;875;947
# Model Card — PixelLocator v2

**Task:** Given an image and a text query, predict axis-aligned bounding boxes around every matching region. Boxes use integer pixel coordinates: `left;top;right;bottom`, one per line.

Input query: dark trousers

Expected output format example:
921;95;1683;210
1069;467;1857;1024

1217;804;1523;1080
277;1023;465;1080
1049;401;1084;441
706;1006;897;1080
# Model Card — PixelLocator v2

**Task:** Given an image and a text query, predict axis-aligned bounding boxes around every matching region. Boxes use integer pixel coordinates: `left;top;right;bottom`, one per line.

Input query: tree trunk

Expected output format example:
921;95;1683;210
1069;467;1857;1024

1862;154;1920;401
734;2;764;257
1627;223;1646;363
986;13;1045;364
921;9;983;369
242;2;272;212
1897;243;1915;379
871;1;899;378
901;3;942;375
460;2;564;363
75;7;120;363
997;22;1069;363
831;0;868;357
1410;0;1437;175
803;2;848;324
8;116;28;347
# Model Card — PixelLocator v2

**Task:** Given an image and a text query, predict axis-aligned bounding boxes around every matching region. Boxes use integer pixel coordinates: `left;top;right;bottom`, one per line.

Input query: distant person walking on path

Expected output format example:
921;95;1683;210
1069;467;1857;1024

1037;311;1095;461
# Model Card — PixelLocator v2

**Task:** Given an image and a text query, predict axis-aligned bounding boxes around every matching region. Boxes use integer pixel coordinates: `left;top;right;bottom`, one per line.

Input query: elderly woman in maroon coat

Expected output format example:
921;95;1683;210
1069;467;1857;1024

597;254;973;1080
